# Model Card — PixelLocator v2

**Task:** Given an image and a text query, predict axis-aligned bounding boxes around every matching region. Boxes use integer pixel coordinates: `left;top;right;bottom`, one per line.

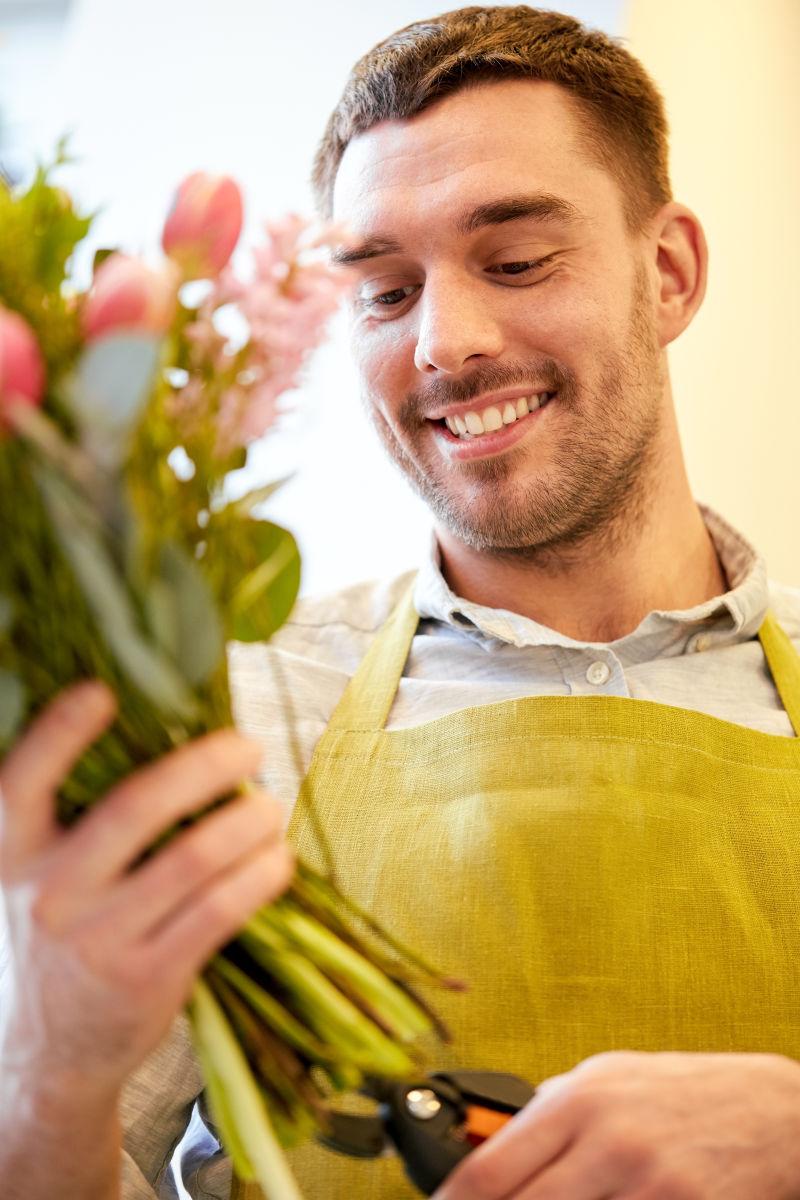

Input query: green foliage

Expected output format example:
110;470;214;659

0;667;25;743
0;594;13;635
62;332;163;468
36;466;200;723
207;514;301;643
0;145;92;378
146;541;224;686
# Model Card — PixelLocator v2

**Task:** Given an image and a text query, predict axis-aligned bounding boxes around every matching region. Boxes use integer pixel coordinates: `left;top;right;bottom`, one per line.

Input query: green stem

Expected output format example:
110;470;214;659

266;904;432;1041
240;924;415;1075
297;862;464;988
212;955;345;1067
188;978;304;1200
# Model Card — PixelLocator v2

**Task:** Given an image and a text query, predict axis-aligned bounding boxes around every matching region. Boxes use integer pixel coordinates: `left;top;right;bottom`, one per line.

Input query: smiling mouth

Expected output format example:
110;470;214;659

434;391;556;440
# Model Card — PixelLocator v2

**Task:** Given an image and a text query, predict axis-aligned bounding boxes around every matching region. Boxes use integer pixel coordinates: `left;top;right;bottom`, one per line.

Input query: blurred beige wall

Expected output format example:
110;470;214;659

625;0;800;585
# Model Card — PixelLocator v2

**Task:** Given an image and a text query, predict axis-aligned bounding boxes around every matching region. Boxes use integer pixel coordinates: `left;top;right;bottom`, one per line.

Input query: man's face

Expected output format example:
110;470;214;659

332;80;666;556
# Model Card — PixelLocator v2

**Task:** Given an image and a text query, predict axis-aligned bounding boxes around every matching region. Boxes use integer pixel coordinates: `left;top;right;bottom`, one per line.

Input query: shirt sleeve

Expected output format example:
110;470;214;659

119;1013;210;1198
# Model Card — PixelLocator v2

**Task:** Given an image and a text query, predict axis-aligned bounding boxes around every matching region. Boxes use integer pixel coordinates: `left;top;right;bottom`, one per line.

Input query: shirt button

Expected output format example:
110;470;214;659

586;660;611;685
692;634;711;653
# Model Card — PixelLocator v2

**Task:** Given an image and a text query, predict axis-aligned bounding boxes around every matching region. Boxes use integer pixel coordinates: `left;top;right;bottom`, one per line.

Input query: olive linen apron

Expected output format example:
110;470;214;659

233;586;800;1200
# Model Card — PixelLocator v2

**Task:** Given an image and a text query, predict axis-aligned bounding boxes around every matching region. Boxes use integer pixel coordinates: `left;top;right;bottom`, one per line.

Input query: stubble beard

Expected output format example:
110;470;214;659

365;268;666;568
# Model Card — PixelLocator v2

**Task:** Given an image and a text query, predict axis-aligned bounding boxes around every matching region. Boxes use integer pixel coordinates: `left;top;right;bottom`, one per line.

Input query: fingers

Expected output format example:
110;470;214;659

433;1099;573;1200
91;789;285;944
509;1143;622;1200
147;835;295;985
48;728;264;895
0;681;116;870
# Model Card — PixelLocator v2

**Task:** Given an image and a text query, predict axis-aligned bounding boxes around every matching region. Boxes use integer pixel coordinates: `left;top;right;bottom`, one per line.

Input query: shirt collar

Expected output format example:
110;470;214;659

413;504;769;657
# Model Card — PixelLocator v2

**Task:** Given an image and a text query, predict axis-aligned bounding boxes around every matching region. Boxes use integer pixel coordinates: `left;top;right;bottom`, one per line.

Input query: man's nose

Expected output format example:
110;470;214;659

413;273;504;374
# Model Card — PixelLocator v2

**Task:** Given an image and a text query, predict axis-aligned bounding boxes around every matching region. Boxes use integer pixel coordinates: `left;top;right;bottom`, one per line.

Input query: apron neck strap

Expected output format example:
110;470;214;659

325;581;419;732
757;611;800;736
323;585;800;738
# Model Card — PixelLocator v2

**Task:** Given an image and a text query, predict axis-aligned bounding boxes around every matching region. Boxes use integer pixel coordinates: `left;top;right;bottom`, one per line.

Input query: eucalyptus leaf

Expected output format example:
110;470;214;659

62;334;162;468
227;521;301;643
0;595;13;638
36;468;199;722
229;478;290;517
0;669;25;745
143;577;179;662
156;542;224;686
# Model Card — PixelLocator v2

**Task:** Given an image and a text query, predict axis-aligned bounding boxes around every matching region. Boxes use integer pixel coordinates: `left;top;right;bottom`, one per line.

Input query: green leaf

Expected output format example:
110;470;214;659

0;595;13;638
36;468;199;722
0;669;25;745
143;577;179;663
188;978;304;1199
92;247;118;275
17;157;93;292
0;164;89;374
154;542;224;686
62;334;162;467
225;520;301;643
228;478;290;517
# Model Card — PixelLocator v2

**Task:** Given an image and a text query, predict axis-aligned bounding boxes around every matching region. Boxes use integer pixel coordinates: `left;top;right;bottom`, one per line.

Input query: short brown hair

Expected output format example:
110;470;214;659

312;6;672;232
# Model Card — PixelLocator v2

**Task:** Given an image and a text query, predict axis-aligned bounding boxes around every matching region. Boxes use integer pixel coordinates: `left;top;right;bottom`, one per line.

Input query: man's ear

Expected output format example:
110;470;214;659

650;202;708;348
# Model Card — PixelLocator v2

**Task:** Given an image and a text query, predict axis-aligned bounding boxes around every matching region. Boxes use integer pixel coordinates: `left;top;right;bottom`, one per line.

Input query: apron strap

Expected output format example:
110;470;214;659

757;611;800;737
325;580;419;732
317;585;800;738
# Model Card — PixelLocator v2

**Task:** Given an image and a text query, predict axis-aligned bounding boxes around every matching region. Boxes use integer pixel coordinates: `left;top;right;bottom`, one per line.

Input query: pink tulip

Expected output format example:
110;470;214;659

83;254;178;342
0;306;45;424
162;172;243;279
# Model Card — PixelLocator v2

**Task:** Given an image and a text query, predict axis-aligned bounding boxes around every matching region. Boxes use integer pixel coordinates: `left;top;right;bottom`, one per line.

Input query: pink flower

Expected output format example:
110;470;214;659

83;254;179;342
169;216;353;455
0;305;45;426
162;172;243;280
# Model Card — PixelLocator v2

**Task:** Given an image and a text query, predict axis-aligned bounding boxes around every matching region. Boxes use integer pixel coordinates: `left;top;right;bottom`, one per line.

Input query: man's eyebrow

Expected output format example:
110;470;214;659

331;237;404;266
456;192;585;236
331;192;584;266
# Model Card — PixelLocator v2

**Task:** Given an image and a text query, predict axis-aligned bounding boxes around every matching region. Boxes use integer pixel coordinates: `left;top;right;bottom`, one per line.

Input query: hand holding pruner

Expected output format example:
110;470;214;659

319;1068;535;1194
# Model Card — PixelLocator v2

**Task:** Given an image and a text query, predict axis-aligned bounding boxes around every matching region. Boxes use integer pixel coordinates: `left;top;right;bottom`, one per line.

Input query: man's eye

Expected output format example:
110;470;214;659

488;255;555;277
363;285;418;308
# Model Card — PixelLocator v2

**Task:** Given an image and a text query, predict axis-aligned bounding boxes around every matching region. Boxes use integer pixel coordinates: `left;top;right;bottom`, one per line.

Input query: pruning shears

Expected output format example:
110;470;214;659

319;1069;536;1195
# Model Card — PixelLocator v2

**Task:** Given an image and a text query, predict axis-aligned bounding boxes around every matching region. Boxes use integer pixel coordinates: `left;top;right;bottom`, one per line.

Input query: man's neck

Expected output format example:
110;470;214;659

436;485;729;645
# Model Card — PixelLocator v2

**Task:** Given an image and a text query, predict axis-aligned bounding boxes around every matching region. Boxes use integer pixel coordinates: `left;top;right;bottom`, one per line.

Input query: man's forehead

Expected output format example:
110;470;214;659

332;79;595;223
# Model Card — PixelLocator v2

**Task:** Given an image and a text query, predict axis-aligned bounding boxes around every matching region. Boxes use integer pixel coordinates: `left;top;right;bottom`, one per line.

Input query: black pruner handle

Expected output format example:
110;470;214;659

383;1070;536;1195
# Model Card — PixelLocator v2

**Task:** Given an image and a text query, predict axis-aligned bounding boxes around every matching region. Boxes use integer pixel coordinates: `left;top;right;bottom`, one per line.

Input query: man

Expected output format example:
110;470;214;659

2;6;800;1199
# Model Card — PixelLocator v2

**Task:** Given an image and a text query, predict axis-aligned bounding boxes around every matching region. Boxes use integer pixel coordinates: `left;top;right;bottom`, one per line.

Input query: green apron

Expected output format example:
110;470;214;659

235;585;800;1199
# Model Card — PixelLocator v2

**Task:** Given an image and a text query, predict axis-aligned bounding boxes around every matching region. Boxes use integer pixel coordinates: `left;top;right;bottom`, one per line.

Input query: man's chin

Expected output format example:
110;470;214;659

430;497;555;554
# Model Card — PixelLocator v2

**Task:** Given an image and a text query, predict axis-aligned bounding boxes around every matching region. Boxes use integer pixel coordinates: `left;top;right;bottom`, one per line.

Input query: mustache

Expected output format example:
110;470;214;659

397;359;576;425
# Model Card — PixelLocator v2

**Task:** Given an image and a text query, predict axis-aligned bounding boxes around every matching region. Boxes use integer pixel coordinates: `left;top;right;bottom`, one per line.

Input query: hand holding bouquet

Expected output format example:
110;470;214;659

0;152;458;1199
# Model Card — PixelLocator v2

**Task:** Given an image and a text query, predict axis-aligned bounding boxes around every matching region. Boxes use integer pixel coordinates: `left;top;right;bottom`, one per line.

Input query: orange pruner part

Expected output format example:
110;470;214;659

465;1104;514;1147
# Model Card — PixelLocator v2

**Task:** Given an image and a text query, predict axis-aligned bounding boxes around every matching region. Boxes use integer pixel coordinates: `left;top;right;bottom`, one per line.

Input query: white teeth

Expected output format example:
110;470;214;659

444;393;553;440
481;406;503;432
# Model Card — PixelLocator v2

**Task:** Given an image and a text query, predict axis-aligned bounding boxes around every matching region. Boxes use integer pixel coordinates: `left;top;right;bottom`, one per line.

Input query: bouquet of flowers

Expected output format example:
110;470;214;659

0;149;457;1199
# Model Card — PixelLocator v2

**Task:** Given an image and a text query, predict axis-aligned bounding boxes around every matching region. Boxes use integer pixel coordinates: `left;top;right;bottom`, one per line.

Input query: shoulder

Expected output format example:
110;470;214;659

227;571;417;803
285;570;416;635
767;577;800;640
254;569;417;673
